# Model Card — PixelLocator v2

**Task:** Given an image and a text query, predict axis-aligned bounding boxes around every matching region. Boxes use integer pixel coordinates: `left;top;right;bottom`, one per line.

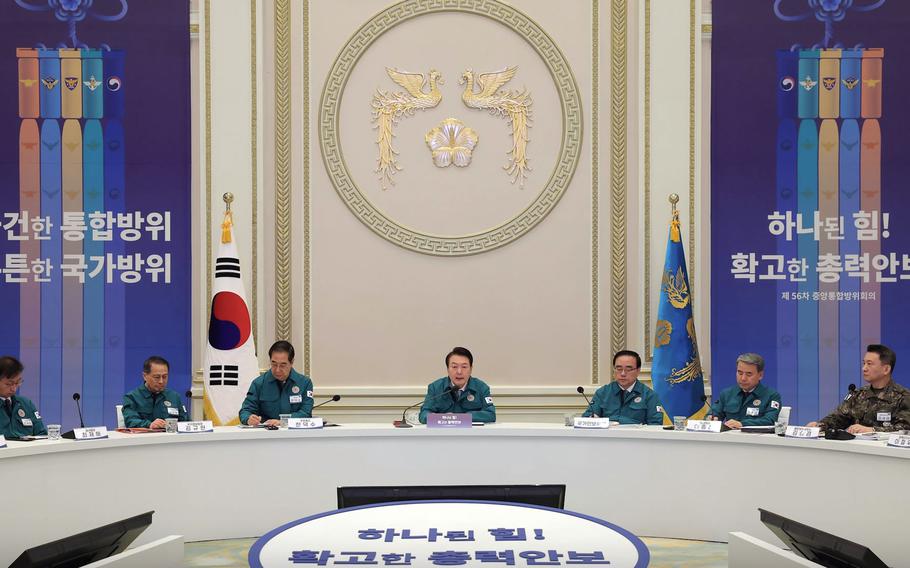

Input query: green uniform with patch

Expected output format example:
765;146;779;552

0;395;47;438
419;376;496;424
709;382;781;426
122;384;188;427
240;369;314;424
817;380;910;432
582;380;664;425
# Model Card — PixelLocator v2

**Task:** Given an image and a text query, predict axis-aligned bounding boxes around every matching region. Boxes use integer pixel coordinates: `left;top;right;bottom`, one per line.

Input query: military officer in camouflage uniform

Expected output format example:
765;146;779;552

707;353;781;429
809;344;910;433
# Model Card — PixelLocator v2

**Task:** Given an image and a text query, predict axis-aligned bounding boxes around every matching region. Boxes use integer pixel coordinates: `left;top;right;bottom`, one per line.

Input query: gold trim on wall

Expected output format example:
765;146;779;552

591;0;600;384
318;0;583;256
303;0;311;375
274;0;292;340
251;0;258;348
610;0;627;357
204;0;212;314
688;0;696;298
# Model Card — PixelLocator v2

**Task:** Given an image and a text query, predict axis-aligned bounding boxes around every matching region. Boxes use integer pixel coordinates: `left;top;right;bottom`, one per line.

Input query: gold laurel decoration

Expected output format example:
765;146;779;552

274;0;292;339
688;0;697;298
250;0;258;347
643;0;652;362
662;267;690;309
319;0;582;256
686;316;697;342
204;0;212;323
425;118;478;168
591;0;600;383
302;0;312;374
654;319;671;348
610;0;627;356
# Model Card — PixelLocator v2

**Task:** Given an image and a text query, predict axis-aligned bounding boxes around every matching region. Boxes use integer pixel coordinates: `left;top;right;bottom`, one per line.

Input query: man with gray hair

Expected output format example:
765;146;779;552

707;353;782;429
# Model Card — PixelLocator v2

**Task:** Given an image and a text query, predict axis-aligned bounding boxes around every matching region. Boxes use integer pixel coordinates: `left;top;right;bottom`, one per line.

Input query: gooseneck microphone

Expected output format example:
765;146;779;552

184;390;193;418
844;383;857;401
312;394;341;410
702;394;720;420
73;392;85;428
394;386;454;429
576;386;592;406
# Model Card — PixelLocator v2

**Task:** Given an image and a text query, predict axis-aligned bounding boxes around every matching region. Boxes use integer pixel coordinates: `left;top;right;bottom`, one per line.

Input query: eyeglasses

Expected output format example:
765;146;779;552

0;379;23;387
613;366;638;374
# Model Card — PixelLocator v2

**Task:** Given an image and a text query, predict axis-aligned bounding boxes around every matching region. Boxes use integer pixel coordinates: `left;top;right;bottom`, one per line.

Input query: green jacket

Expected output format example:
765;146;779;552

0;395;47;438
709;382;781;426
818;380;910;432
419;376;496;424
240;369;314;423
122;384;188;428
582;381;664;424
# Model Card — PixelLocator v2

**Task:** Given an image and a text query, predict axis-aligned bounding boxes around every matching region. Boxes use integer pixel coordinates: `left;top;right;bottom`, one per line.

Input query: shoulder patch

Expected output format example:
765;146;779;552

484;396;493;405
770;400;780;409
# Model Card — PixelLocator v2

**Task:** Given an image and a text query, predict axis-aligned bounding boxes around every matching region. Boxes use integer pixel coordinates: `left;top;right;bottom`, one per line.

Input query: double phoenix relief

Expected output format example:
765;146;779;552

372;66;532;188
319;0;582;256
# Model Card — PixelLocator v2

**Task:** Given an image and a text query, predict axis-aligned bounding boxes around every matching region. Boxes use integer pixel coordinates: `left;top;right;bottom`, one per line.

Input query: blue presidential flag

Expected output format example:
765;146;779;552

652;208;707;421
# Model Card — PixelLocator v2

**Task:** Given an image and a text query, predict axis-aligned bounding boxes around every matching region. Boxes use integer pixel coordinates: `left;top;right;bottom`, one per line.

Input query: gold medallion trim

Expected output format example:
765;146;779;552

319;0;582;256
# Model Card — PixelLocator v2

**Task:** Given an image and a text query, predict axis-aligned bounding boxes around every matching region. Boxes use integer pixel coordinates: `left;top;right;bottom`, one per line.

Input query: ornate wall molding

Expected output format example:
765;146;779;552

274;0;292;339
592;0;600;384
318;0;583;257
610;0;627;357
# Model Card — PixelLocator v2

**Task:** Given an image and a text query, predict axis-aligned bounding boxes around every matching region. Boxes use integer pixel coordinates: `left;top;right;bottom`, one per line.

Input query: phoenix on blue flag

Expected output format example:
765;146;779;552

652;204;707;422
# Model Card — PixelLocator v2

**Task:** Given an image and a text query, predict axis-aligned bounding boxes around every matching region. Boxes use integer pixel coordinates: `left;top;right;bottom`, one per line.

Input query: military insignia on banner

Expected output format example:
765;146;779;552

64;76;78;90
842;76;859;90
822;77;836;90
41;76;58;90
83;75;101;91
799;75;817;91
107;76;122;91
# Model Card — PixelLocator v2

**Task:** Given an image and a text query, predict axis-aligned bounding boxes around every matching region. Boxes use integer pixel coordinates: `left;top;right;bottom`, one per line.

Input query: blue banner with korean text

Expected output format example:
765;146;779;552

0;1;190;430
711;1;910;425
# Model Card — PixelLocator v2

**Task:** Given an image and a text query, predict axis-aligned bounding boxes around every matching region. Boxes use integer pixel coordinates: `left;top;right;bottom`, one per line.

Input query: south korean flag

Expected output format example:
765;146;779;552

203;209;259;425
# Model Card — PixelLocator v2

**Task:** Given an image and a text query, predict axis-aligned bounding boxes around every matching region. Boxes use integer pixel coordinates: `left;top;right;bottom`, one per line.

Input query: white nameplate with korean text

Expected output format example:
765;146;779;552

177;420;214;433
887;434;910;448
74;426;109;440
573;417;611;429
686;420;722;433
0;435;5;448
785;426;820;439
288;417;324;429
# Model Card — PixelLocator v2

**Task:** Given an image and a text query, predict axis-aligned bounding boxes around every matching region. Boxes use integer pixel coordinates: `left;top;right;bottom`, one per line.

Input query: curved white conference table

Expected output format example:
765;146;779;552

1;424;907;567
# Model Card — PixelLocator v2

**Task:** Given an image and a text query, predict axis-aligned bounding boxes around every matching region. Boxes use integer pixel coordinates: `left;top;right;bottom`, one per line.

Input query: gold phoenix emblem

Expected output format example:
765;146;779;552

460;66;532;187
425;118;478;168
662;267;690;309
371;68;443;190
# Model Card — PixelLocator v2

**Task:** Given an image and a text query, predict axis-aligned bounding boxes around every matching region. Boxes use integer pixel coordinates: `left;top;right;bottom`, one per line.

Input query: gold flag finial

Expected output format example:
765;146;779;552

668;194;681;242
221;193;234;244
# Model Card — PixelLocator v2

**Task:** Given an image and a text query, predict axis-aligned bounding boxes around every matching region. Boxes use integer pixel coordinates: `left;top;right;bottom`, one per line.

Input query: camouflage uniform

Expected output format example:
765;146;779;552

817;380;910;432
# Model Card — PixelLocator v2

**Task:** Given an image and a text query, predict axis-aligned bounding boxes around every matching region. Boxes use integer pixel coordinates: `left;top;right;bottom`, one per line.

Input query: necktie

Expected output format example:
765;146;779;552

620;390;626;406
3;398;11;416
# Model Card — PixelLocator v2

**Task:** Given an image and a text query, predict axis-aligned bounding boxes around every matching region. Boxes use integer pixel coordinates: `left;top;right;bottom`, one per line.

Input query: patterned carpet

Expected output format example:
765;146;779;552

184;536;728;567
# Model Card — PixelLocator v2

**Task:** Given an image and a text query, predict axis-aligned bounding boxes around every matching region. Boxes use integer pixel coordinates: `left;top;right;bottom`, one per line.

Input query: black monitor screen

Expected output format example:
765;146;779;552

759;508;889;568
10;511;154;568
338;485;566;509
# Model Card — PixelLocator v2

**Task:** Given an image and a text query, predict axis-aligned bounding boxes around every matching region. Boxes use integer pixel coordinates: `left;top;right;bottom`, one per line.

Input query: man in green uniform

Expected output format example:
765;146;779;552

0;356;47;438
808;344;910;433
582;350;663;424
419;347;495;424
240;341;314;426
707;353;781;429
122;355;188;428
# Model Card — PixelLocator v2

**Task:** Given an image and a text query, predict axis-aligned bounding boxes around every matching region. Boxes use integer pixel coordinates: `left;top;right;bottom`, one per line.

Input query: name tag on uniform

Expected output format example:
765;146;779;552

21;418;33;427
785;426;820;439
887;434;910;448
877;412;892;422
167;406;179;416
573;417;611;429
0;435;6;448
73;427;109;440
289;395;303;404
686;420;722;433
177;420;214;433
746;407;759;417
288;417;323;429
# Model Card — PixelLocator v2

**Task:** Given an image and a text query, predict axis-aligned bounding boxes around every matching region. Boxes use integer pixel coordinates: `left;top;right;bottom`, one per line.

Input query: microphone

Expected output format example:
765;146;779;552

73;392;85;428
576;386;592;406
702;394;720;420
843;383;857;401
61;393;86;439
312;394;341;410
394;386;454;429
184;390;193;419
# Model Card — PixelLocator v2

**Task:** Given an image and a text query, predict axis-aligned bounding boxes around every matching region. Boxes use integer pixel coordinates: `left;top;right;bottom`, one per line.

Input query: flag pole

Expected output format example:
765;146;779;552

669;192;678;214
